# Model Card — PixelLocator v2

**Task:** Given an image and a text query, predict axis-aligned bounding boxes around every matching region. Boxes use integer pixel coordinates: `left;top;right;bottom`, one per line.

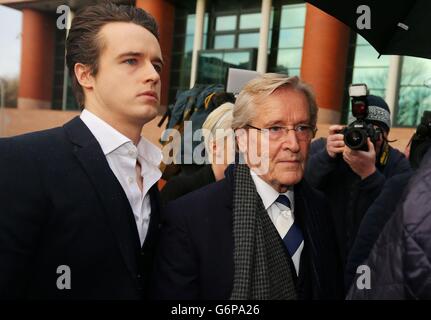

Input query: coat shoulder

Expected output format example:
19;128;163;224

162;178;232;222
0;126;66;152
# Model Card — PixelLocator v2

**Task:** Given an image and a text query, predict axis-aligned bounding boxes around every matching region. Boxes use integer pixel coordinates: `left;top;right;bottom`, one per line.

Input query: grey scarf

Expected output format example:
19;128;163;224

230;164;297;300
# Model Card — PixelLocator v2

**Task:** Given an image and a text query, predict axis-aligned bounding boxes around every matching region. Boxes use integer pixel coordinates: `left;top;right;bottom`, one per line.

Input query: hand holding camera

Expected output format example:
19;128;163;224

326;123;377;179
343;138;377;179
326;124;346;158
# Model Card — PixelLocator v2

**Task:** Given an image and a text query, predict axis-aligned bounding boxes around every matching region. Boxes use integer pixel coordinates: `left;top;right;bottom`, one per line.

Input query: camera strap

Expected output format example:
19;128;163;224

378;140;390;167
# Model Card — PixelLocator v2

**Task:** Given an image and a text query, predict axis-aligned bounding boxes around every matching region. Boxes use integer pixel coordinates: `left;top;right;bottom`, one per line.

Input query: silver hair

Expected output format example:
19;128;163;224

231;74;318;130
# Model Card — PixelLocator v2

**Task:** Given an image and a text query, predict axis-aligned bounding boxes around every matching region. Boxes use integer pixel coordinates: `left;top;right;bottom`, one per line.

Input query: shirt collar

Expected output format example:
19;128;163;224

137;136;163;167
250;168;294;210
80;109;162;167
80;109;131;155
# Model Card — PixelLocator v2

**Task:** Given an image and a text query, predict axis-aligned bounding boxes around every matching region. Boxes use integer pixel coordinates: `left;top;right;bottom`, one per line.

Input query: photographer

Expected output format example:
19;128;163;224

305;94;411;280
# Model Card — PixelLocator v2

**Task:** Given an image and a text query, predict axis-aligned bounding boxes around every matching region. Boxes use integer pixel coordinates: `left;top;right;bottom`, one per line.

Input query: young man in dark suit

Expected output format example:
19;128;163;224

154;74;343;300
0;2;164;299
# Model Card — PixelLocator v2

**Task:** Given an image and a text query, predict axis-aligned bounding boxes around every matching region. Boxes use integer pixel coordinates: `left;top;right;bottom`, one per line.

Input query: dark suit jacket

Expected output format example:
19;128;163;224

154;165;343;300
0;117;161;299
160;164;215;205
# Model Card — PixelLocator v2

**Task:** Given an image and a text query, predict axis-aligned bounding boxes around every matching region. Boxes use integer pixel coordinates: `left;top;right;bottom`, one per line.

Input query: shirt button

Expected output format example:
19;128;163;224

128;177;134;184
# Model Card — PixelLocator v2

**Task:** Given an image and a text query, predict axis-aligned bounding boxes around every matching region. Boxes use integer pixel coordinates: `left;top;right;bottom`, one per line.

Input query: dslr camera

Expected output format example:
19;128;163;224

409;110;431;169
342;84;382;151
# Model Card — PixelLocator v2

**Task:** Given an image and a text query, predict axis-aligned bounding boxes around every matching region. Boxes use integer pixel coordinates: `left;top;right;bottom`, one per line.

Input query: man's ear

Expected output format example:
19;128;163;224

74;63;94;90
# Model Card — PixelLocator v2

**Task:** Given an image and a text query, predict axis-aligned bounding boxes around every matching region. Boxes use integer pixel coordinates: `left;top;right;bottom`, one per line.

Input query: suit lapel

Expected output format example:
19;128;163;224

63;117;141;280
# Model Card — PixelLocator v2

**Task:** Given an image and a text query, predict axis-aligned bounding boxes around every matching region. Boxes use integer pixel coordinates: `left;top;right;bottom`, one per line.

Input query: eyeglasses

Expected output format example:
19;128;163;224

245;124;317;141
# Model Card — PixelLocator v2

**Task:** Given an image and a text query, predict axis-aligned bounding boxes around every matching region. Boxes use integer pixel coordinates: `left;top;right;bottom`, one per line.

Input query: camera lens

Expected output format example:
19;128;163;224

345;128;367;150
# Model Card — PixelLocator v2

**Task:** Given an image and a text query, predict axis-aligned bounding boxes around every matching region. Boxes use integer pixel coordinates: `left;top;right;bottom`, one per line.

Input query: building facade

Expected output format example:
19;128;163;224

1;0;430;127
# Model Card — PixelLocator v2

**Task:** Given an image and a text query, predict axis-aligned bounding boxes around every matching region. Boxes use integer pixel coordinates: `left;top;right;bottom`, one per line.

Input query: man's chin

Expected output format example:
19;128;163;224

277;172;303;186
130;106;159;123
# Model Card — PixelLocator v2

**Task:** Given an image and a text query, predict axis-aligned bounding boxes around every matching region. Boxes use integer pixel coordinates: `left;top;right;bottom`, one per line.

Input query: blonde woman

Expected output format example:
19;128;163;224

160;102;235;205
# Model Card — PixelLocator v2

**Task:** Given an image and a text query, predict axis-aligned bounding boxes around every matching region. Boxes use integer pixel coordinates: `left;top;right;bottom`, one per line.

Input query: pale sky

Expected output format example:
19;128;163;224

0;4;22;79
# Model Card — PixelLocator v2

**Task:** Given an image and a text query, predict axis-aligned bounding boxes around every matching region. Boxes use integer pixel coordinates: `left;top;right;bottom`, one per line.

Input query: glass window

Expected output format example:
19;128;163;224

170;11;209;105
352;68;388;91
269;64;296;75
198;52;226;85
183;34;209;52
199;51;223;60
270;4;306;75
401;57;431;86
204;14;209;34
186;15;196;34
354;46;389;68
278;28;304;48
280;4;306;28
239;13;261;29
223;51;251;66
352;36;390;95
277;48;303;69
184;14;209;52
197;49;256;85
184;35;194;53
238;32;259;48
186;14;209;35
214;34;235;49
396;57;431;126
288;68;301;76
216;15;237;31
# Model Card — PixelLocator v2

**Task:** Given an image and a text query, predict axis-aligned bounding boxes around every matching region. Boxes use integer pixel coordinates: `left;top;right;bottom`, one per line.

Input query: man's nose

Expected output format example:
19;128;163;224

142;61;160;84
281;129;300;152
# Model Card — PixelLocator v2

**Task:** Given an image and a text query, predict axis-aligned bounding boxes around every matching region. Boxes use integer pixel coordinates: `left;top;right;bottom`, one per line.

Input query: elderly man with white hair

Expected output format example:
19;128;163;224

153;74;343;300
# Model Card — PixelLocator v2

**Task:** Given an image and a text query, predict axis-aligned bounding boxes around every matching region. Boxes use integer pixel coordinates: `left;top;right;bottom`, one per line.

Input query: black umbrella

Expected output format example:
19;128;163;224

305;0;430;59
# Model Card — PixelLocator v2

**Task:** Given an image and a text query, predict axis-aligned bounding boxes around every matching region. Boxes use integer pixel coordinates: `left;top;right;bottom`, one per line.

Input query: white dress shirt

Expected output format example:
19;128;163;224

250;169;304;275
80;109;162;246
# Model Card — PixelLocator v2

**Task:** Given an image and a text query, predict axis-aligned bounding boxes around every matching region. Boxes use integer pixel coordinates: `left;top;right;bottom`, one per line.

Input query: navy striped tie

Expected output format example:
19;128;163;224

275;195;304;259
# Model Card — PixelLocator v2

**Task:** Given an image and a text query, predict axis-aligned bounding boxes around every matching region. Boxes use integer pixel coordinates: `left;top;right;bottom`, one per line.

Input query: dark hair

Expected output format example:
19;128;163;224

211;92;236;109
65;1;159;108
